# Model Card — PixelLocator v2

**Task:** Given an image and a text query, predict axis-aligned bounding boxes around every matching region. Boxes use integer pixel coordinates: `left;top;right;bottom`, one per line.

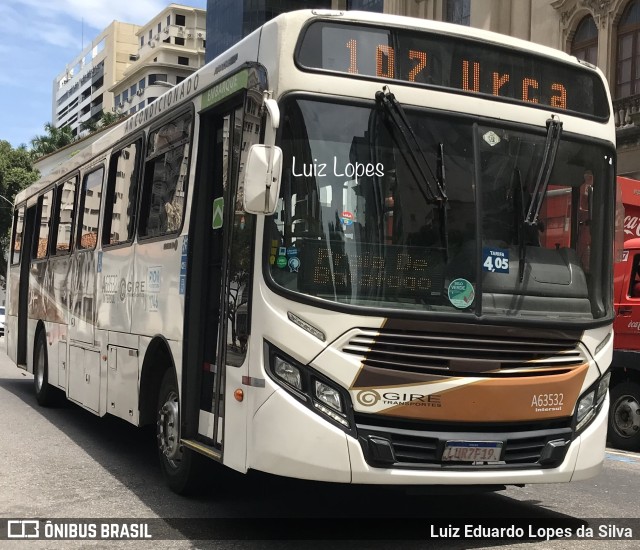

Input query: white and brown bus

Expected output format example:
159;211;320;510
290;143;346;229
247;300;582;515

7;9;616;494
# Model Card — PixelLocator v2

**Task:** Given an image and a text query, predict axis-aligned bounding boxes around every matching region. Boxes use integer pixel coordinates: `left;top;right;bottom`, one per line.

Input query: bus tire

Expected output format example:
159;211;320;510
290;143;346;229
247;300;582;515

608;380;640;451
156;369;206;495
33;329;56;407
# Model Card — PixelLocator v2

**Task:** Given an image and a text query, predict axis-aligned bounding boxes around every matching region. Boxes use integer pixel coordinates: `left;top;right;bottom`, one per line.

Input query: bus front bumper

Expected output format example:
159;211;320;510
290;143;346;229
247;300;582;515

249;388;608;485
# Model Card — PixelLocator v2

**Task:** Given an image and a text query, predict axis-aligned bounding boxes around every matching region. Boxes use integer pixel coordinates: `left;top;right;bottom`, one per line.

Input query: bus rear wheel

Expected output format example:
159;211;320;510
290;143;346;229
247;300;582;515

156;369;206;494
609;381;640;452
34;329;56;406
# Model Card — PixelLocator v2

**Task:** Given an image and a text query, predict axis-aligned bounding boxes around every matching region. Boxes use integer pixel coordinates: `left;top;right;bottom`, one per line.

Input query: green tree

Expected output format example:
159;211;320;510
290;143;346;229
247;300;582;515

0;140;39;279
30;122;76;158
80;111;127;135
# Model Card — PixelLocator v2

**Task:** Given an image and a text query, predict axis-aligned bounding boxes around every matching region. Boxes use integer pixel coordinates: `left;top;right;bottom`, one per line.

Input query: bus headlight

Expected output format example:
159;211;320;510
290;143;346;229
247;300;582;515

576;390;595;432
265;341;353;431
596;371;611;406
315;380;343;412
574;372;610;434
274;356;302;390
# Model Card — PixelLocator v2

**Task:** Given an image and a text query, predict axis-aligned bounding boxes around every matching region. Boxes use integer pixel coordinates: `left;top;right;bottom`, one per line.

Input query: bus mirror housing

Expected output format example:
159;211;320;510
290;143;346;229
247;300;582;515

243;144;283;215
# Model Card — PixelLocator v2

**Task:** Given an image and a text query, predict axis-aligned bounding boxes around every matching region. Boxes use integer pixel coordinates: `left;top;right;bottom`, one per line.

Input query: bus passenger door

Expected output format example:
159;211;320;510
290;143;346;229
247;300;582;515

184;99;254;459
14;205;36;366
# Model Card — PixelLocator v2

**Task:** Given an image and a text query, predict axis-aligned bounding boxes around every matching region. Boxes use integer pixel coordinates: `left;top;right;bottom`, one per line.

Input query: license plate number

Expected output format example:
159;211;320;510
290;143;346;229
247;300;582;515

442;441;503;462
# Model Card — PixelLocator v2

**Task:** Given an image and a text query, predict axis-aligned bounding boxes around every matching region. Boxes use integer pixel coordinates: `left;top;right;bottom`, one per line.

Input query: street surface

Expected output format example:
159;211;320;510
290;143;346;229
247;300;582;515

1;339;639;549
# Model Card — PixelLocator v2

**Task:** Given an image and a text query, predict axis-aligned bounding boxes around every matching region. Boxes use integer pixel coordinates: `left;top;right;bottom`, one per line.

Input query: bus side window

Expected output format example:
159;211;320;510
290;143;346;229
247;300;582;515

11;206;25;266
34;189;54;260
76;168;105;250
139;113;192;239
103;140;142;246
52;176;77;255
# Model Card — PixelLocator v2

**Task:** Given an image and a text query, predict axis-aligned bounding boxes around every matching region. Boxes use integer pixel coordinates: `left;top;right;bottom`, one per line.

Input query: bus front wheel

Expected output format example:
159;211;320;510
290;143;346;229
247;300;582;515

34;329;55;406
156;369;206;494
609;380;640;452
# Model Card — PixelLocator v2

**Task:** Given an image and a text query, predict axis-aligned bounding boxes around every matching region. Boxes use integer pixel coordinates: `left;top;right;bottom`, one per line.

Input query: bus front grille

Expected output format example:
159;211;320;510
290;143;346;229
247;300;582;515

355;415;573;469
342;328;584;374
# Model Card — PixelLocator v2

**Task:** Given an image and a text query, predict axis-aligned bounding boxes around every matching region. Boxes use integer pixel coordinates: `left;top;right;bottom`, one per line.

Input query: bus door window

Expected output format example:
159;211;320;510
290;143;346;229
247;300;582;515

103;140;142;246
139;113;192;238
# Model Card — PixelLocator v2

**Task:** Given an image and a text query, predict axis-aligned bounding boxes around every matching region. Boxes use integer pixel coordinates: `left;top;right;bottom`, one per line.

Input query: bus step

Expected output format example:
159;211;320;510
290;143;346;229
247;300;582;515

180;438;222;461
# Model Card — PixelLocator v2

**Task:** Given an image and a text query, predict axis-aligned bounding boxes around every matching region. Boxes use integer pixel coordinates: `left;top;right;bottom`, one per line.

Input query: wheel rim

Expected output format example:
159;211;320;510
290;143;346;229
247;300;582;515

612;394;640;439
157;389;183;468
35;342;44;392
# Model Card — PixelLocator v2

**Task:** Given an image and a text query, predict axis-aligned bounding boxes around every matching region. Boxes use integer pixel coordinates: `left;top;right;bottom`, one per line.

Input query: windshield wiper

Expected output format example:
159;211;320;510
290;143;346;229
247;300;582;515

375;87;447;204
511;167;527;282
524;116;563;227
375;87;449;260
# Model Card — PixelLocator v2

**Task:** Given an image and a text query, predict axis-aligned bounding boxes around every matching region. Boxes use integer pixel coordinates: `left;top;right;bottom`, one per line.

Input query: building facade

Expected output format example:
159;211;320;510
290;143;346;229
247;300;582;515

110;5;206;116
52;21;140;138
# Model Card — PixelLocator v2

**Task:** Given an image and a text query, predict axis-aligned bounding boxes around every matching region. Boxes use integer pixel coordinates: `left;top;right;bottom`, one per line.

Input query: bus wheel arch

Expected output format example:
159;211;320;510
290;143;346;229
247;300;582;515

138;336;174;427
139;336;206;494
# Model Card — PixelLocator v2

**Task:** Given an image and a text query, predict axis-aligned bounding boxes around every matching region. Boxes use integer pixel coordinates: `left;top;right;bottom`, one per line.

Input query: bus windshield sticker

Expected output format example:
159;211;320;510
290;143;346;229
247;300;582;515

482;247;510;273
288;257;301;272
448;278;475;309
483;131;501;147
212;197;224;229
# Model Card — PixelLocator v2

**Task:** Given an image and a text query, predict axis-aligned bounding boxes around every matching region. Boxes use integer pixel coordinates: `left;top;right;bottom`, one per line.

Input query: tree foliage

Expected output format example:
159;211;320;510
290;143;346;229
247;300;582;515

0;141;39;279
30;122;76;158
80;111;127;134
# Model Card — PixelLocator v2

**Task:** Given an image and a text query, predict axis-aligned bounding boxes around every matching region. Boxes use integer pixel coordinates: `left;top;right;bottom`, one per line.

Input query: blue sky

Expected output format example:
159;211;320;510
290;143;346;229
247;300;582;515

0;0;207;148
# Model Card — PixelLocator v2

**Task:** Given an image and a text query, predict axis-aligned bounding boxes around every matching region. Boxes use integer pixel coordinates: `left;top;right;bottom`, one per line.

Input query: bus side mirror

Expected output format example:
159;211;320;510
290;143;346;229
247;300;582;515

243;144;283;215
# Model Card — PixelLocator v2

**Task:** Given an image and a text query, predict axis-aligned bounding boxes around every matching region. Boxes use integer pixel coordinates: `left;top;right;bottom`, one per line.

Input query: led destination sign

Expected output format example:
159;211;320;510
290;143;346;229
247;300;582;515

298;239;445;300
297;22;608;118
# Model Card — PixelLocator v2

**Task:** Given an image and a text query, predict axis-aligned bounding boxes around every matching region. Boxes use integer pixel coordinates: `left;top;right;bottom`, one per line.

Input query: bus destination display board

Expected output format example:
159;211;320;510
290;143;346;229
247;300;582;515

297;21;608;119
297;239;445;301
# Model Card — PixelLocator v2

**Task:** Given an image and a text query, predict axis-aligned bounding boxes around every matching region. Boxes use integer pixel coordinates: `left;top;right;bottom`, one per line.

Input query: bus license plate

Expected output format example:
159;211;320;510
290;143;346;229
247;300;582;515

442;441;503;462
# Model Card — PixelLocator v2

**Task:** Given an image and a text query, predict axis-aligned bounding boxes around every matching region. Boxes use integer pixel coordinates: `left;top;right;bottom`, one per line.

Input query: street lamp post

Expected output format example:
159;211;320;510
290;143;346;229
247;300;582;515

0;195;12;208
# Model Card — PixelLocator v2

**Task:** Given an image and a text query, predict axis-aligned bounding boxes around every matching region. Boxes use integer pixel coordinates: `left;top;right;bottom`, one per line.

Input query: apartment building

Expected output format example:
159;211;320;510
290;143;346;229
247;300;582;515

110;5;206;116
52;21;140;137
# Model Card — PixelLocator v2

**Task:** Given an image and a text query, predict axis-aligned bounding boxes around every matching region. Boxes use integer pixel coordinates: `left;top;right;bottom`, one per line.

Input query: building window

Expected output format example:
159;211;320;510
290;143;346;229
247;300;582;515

148;74;168;85
617;0;640;98
175;14;186;26
176;75;186;84
140;36;144;48
130;83;137;96
178;56;189;66
139;77;145;90
167;15;171;26
445;0;470;26
149;29;153;40
114;93;121;106
122;90;129;102
157;22;161;33
175;36;185;46
571;15;598;66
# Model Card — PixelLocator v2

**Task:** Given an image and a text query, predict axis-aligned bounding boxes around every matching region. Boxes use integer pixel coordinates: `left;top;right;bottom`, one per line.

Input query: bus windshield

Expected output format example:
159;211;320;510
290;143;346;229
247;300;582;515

267;97;614;321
